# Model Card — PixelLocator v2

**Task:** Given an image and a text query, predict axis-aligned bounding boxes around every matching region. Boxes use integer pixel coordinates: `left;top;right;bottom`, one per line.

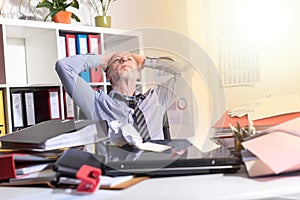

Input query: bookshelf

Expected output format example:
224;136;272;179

0;19;142;134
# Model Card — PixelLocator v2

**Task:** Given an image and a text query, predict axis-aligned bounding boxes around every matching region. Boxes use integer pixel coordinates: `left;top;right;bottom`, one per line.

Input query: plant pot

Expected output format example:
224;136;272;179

95;15;111;28
54;11;72;24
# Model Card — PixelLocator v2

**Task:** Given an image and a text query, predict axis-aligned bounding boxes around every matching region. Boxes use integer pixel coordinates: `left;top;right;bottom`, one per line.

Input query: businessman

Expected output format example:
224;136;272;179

55;52;182;145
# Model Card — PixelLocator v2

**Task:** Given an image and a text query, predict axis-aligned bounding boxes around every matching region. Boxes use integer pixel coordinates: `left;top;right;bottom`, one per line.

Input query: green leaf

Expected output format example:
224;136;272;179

71;13;81;22
36;0;53;8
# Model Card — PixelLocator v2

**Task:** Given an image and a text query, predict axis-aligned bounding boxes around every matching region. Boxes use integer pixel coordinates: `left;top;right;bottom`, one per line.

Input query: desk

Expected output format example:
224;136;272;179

2;167;300;200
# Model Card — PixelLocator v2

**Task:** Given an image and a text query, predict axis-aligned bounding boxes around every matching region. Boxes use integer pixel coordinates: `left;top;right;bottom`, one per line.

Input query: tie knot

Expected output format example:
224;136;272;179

128;99;137;109
136;93;145;101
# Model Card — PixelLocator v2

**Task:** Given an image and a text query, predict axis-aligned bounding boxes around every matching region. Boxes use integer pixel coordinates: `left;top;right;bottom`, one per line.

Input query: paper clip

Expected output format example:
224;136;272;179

76;164;102;194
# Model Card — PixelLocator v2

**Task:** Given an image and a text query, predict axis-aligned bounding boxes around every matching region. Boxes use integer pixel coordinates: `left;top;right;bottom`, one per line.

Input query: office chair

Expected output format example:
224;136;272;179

162;111;171;140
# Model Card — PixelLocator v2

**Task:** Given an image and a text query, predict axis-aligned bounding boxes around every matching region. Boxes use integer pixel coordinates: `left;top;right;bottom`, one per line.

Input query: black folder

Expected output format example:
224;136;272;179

0;119;108;150
53;148;103;177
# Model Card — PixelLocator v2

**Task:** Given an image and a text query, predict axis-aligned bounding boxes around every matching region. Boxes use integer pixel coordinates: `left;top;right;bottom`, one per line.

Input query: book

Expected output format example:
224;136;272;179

0;89;6;136
0;119;108;150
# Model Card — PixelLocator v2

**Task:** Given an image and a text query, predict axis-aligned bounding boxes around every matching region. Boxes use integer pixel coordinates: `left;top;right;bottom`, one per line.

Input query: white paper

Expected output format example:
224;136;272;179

49;91;60;119
11;93;24;127
100;175;133;187
121;124;171;152
41;124;107;151
24;92;36;126
229;94;300;120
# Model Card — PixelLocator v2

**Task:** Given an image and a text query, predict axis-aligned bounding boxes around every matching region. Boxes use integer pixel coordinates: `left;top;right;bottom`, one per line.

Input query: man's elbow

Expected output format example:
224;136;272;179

55;59;66;74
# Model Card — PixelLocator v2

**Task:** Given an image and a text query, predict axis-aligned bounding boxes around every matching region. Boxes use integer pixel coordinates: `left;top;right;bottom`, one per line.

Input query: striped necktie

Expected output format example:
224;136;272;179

129;95;150;142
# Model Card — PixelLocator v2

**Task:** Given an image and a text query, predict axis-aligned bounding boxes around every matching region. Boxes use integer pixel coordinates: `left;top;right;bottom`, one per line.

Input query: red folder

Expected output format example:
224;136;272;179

34;88;61;122
0;154;17;180
90;66;104;82
0;154;55;180
87;34;101;54
212;110;300;130
65;34;76;57
87;34;103;83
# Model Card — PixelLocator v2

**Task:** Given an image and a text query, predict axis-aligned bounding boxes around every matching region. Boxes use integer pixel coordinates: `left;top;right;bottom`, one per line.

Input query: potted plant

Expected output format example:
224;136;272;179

89;0;116;28
36;0;80;24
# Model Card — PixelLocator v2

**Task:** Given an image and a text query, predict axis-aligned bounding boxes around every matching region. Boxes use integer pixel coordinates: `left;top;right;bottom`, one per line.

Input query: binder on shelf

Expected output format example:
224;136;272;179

0;89;6;136
87;34;101;54
58;35;67;59
88;34;103;83
76;34;90;82
90;66;104;83
65;34;77;57
63;90;75;119
10;90;25;132
24;91;36;127
34;88;61;123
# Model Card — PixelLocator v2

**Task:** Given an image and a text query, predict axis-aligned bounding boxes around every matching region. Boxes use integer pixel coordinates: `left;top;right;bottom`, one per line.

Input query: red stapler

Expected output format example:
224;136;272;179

76;164;102;194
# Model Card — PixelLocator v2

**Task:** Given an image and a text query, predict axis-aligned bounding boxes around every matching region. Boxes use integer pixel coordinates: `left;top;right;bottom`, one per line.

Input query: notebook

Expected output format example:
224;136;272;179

95;139;241;177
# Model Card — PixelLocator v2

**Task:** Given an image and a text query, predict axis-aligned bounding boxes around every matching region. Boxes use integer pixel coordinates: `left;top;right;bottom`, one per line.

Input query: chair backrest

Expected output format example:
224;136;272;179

162;111;171;140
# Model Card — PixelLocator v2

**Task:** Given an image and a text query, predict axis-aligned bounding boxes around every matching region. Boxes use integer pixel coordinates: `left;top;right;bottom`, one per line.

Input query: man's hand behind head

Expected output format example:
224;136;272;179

130;53;146;71
99;52;115;72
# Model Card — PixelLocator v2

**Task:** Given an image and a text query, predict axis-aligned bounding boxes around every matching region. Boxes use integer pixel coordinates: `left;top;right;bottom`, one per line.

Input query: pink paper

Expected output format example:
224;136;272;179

242;131;300;174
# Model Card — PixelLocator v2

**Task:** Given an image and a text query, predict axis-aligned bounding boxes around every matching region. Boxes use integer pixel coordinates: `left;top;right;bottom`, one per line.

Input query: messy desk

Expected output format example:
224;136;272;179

2;108;300;200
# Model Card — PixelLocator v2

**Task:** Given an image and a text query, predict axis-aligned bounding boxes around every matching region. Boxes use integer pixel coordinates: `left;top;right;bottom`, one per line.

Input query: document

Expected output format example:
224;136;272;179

121;124;171;152
43;123;107;151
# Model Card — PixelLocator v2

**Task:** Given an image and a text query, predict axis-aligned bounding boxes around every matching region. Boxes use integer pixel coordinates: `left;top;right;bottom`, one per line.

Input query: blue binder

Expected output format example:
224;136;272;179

76;34;90;82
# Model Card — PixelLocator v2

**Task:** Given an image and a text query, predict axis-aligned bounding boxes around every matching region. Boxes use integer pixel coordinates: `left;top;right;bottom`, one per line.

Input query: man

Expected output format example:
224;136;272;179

55;52;182;144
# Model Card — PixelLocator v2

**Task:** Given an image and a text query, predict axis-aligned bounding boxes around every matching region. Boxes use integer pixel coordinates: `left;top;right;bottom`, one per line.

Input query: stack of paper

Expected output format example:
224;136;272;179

241;117;300;177
229;94;300;120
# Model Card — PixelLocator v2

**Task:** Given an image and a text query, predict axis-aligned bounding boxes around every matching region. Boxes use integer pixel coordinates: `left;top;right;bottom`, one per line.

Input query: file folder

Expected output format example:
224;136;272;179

58;35;67;59
87;34;101;54
0;119;108;150
90;66;103;82
63;90;75;119
10;90;25;131
0;89;6;136
34;88;61;123
24;91;36;126
65;34;76;57
76;34;90;82
0;154;54;180
87;34;103;83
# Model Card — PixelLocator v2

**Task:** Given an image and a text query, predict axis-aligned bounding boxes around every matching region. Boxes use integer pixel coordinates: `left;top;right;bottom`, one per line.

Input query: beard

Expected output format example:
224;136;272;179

109;68;140;85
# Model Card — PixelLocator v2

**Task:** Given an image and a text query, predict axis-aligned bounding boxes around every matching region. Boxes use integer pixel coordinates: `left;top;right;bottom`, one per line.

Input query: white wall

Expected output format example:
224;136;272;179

187;0;300;110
